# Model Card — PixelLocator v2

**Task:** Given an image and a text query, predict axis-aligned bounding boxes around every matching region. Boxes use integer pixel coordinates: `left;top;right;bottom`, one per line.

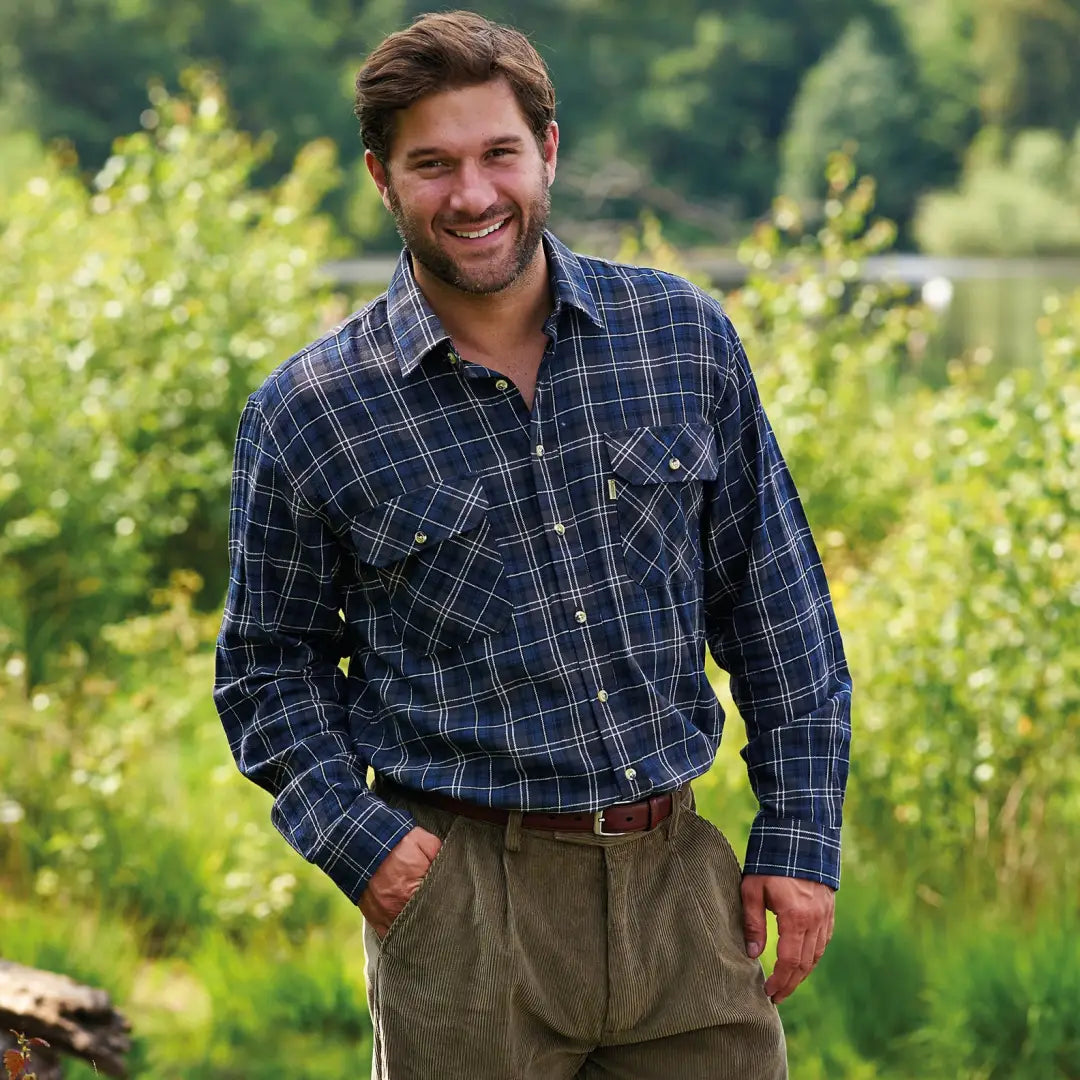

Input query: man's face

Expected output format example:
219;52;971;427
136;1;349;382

366;79;558;296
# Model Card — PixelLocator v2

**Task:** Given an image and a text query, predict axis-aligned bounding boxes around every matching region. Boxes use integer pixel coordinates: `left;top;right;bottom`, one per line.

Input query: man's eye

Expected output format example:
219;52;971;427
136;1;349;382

417;160;446;170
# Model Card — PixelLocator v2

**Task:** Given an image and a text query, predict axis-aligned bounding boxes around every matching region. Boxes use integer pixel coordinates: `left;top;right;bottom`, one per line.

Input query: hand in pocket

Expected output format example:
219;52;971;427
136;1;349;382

359;826;443;939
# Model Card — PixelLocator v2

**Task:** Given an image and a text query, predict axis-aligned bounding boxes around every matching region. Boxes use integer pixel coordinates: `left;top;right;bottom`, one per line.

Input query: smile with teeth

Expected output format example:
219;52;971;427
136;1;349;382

449;218;509;239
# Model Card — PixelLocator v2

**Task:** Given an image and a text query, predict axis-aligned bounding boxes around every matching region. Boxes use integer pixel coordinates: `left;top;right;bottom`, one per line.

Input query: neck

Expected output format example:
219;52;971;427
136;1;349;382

412;244;553;352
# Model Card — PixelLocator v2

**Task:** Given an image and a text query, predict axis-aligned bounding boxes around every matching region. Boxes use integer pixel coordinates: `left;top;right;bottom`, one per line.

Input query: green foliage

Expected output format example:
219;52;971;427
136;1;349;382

842;287;1080;901
0;132;46;222
885;0;981;179
916;912;1080;1079
725;157;927;556
780;20;928;227
779;879;929;1079
541;0;908;226
181;929;371;1078
915;126;1080;255
0;71;344;685
0;0;402;179
0;575;344;949
970;0;1080;137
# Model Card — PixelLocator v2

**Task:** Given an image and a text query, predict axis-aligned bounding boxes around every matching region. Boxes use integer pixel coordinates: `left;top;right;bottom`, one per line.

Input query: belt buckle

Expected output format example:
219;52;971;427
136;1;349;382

593;808;627;836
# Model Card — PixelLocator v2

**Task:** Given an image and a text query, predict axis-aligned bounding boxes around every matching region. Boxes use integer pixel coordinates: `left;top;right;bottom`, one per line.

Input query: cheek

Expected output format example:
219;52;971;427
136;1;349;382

399;185;448;225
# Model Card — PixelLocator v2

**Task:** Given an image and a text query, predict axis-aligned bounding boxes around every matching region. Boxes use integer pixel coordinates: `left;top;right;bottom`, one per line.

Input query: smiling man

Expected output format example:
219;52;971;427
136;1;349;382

214;10;851;1079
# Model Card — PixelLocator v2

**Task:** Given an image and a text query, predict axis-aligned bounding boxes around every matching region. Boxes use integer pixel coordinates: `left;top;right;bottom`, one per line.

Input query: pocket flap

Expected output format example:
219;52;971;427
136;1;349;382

349;475;490;568
606;422;718;485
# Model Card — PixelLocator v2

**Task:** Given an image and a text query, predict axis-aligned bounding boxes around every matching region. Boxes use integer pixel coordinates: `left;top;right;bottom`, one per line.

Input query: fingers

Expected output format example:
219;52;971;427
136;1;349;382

741;875;768;960
755;876;836;1004
813;921;830;966
763;911;809;1003
414;827;443;863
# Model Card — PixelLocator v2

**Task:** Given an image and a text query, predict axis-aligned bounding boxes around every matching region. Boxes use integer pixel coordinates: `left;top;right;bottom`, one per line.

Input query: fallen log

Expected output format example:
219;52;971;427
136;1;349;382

0;961;130;1078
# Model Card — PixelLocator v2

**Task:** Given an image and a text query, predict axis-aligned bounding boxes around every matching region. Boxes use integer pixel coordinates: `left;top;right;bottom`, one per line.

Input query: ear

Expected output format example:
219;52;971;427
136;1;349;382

542;121;559;187
364;149;395;213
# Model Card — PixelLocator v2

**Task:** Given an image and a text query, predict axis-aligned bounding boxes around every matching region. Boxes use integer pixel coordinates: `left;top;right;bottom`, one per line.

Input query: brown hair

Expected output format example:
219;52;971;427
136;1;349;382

354;10;556;165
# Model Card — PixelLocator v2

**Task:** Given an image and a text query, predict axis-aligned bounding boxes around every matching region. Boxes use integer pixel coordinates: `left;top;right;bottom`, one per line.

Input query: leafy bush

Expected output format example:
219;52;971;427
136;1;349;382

0;575;342;948
841;287;1080;901
724;158;931;558
0;71;344;685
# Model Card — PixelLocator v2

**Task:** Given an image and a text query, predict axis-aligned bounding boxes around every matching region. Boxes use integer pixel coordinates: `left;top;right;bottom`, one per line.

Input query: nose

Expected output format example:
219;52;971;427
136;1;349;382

446;159;498;221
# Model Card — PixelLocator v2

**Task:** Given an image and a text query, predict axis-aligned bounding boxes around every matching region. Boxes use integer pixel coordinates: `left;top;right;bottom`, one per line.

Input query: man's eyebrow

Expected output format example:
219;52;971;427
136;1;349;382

485;135;525;149
403;135;525;162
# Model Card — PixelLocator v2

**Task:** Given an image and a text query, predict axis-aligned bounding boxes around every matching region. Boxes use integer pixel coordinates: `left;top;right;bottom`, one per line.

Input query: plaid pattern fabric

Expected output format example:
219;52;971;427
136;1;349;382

214;232;852;901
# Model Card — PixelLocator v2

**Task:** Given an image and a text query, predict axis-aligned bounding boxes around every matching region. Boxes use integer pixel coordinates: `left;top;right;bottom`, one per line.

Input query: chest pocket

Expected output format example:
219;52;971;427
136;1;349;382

347;474;512;655
605;422;719;589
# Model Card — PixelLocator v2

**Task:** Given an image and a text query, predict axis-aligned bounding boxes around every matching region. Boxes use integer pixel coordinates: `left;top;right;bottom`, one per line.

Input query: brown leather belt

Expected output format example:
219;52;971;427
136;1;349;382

377;776;682;836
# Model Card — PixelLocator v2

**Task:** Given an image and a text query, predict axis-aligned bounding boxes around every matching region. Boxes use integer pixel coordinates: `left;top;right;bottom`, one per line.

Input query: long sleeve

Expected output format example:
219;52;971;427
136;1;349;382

213;399;414;902
703;324;852;889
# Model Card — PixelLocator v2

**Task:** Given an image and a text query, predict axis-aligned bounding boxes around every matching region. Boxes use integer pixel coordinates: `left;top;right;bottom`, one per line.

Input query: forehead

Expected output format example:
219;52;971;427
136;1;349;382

388;78;533;159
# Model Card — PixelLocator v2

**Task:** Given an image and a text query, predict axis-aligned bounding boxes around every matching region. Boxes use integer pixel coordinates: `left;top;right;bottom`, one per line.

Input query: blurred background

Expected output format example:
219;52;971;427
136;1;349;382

1;1;1078;1077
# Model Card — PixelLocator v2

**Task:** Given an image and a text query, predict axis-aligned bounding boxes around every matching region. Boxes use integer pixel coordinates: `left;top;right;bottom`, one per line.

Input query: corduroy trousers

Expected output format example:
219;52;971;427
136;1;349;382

363;780;787;1079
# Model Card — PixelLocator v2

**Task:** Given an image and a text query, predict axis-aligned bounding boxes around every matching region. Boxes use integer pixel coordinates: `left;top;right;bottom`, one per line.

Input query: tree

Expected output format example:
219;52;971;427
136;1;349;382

779;20;930;228
971;0;1080;136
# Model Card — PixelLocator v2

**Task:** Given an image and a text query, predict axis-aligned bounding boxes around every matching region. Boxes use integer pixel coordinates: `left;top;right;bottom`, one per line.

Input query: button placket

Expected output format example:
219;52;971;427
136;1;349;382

528;384;604;712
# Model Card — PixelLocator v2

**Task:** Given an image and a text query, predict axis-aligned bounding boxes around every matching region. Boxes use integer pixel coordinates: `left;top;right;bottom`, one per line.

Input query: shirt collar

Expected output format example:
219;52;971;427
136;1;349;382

387;230;605;377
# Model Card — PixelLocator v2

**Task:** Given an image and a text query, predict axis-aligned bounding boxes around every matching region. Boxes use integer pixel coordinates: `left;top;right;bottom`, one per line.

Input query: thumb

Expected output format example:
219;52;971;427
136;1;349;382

741;875;767;959
413;828;443;863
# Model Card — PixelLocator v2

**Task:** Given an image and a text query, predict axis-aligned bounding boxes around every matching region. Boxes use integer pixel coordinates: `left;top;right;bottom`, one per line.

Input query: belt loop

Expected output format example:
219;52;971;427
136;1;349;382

504;809;523;852
666;784;689;843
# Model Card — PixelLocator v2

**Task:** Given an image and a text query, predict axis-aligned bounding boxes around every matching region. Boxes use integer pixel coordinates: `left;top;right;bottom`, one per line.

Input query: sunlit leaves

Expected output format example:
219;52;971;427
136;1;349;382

0;72;344;685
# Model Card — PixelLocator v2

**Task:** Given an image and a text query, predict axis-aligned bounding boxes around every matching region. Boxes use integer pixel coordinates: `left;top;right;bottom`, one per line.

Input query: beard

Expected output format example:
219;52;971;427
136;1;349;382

387;172;551;296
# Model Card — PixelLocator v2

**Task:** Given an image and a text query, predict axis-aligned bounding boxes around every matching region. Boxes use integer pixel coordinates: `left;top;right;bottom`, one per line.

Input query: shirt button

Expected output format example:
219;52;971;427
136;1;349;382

553;522;566;536
535;445;545;457
668;458;682;471
574;610;587;624
597;689;608;702
414;531;427;545
448;353;460;366
624;767;637;780
495;378;509;391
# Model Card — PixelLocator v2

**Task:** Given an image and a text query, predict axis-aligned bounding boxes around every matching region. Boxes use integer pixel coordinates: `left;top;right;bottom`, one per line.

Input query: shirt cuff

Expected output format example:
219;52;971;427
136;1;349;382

743;811;842;890
271;787;416;904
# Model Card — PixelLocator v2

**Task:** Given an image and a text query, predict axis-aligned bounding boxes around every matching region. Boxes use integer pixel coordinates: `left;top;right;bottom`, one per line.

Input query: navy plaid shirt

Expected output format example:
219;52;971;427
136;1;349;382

214;232;852;900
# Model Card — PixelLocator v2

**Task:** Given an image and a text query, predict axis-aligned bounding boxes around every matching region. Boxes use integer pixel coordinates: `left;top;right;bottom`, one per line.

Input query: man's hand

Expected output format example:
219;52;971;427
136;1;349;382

358;826;443;939
741;874;835;1004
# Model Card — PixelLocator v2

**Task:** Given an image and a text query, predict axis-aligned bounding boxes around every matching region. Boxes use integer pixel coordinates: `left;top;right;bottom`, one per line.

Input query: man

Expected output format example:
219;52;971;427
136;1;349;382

214;10;851;1078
